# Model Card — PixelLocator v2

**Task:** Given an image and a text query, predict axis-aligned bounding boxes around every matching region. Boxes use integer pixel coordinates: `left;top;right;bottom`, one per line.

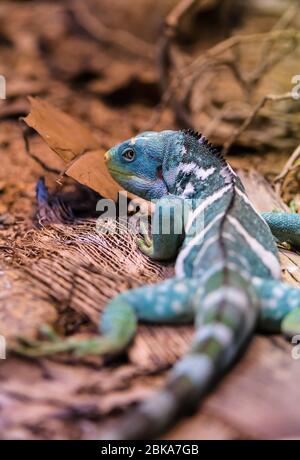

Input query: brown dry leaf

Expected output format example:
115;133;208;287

23;97;99;162
23;97;121;201
65;150;121;202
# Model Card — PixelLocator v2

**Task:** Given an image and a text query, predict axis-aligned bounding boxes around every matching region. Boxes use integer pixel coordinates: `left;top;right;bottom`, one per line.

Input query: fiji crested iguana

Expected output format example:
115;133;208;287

15;129;300;439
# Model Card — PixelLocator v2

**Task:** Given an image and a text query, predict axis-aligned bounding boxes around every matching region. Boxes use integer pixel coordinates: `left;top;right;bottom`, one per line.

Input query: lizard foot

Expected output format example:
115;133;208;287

137;237;154;256
281;307;300;338
12;334;123;358
137;219;154;256
12;300;137;359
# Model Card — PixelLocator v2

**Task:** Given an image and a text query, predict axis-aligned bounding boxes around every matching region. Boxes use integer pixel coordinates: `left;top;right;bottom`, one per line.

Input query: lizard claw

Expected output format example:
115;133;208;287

137;219;154;256
12;336;76;357
139;219;151;242
12;324;62;357
137;237;154;256
39;324;61;342
12;332;122;359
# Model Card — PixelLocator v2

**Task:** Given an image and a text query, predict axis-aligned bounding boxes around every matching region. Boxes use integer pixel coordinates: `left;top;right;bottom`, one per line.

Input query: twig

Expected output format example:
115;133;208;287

153;0;200;129
274;144;300;187
163;27;300;113
222;92;294;154
247;3;297;88
165;0;203;30
203;100;247;138
149;2;300;139
180;29;300;82
69;0;154;60
153;26;300;129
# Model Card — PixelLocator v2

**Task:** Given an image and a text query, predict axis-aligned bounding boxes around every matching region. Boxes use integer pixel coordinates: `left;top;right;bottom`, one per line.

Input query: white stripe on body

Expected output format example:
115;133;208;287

227;216;281;279
227;262;249;280
185;184;232;233
192;234;250;273
176;212;224;276
177;162;216;181
192;234;219;270
192;322;233;347
235;187;267;224
202;287;249;310
227;250;251;272
222;231;235;242
194;262;224;285
176;175;275;278
191;261;250;294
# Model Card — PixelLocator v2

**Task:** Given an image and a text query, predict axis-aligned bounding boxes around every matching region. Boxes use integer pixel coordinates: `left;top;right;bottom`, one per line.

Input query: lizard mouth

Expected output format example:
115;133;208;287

108;168;138;180
108;167;154;184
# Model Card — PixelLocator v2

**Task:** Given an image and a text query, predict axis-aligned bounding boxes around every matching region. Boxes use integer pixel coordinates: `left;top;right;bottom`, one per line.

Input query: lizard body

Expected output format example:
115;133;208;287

102;129;300;438
17;129;300;439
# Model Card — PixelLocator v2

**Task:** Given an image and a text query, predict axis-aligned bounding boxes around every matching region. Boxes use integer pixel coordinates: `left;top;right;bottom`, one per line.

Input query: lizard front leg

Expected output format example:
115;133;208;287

138;195;186;260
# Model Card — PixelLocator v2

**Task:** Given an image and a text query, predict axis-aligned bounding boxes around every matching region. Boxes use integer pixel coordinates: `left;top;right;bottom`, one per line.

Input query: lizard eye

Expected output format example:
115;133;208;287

122;148;135;162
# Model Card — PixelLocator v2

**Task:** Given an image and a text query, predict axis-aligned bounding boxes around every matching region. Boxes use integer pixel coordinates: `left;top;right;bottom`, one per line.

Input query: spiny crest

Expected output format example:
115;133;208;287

182;128;235;183
182;128;224;161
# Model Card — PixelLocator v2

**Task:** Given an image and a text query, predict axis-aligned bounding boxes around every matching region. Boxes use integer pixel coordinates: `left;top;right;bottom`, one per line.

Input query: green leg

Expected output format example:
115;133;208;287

138;195;186;260
122;276;198;323
281;308;300;338
13;301;137;358
262;212;300;248
254;277;300;337
13;276;197;358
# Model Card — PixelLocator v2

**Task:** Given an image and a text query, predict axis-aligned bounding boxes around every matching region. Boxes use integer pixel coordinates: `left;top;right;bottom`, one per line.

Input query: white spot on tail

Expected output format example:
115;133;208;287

141;390;175;423
171;354;213;386
273;286;284;298
177;162;196;175
193;323;233;347
262;299;278;310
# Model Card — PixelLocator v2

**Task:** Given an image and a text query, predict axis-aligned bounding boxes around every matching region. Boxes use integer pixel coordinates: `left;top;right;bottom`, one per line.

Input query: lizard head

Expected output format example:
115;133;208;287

105;129;234;200
105;131;175;200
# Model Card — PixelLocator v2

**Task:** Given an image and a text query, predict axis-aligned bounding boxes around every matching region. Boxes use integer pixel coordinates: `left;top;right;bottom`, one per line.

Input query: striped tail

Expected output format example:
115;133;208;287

103;268;258;440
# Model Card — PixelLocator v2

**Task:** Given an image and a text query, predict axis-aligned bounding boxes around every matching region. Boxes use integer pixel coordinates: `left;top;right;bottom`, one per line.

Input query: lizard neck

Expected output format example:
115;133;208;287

162;130;236;199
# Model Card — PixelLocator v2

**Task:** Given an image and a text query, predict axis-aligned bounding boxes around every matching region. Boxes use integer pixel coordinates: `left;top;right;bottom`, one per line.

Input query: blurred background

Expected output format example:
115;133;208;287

1;1;300;208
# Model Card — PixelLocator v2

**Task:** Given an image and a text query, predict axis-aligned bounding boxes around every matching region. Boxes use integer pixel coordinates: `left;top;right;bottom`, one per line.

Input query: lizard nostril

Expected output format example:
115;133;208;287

104;152;110;162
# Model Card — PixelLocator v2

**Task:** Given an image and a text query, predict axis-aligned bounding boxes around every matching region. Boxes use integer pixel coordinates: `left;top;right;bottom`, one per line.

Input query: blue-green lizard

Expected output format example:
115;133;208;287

16;129;300;439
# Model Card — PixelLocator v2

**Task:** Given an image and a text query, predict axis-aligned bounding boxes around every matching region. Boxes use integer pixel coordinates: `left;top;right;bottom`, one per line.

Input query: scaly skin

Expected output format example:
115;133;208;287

14;129;300;439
